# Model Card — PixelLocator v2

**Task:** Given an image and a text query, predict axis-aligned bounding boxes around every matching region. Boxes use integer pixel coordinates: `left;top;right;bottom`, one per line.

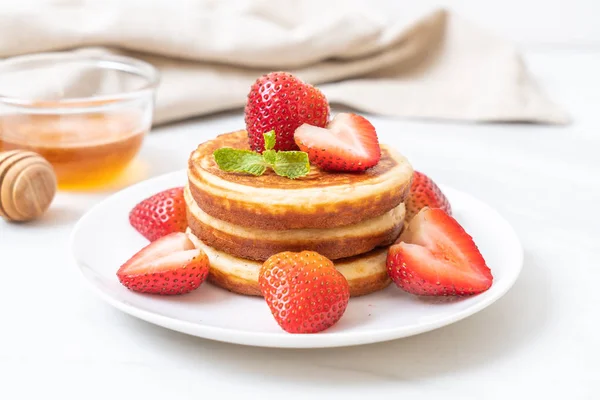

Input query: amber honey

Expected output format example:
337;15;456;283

0;111;148;190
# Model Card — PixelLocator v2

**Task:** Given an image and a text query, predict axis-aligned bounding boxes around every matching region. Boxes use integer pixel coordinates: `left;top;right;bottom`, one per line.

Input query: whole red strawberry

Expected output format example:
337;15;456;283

245;72;330;152
405;171;451;221
259;251;350;334
387;207;492;296
129;187;187;242
117;232;210;295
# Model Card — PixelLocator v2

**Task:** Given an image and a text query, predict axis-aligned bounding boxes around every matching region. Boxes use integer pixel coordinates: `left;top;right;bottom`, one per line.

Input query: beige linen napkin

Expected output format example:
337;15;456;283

0;0;569;126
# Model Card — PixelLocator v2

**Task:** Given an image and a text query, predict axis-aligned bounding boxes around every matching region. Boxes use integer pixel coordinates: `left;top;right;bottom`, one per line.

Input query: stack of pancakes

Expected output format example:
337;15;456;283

185;130;414;297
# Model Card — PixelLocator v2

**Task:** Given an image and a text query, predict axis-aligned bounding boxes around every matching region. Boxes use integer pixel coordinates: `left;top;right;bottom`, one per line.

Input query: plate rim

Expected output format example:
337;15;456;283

69;169;524;349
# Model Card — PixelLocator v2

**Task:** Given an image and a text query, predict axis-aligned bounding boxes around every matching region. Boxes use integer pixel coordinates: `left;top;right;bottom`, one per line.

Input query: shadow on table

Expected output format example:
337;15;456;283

119;249;547;385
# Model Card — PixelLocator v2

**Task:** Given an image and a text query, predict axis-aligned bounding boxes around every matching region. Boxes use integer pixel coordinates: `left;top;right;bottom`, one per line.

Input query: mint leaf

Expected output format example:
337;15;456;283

213;148;267;176
213;132;310;179
271;151;310;179
263;130;276;151
262;149;276;166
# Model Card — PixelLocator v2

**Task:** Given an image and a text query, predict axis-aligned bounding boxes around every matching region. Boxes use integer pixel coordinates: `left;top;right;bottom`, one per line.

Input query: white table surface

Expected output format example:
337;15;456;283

1;49;598;399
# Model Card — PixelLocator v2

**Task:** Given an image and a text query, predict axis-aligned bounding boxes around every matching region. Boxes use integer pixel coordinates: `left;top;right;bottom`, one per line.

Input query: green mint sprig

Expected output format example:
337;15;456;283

213;131;310;179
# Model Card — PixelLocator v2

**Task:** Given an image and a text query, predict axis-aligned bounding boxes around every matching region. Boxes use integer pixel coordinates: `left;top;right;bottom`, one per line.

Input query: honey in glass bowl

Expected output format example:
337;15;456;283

0;52;159;191
0;109;147;190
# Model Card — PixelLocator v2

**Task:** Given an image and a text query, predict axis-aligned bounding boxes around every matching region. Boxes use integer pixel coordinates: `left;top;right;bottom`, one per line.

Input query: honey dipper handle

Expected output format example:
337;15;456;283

0;150;57;222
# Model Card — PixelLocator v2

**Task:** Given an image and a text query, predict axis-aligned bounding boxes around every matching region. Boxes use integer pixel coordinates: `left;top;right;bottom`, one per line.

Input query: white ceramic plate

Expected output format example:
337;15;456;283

70;169;523;349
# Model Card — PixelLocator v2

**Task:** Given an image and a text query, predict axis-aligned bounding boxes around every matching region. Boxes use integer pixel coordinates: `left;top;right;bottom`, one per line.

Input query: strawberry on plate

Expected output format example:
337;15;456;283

117;232;209;295
387;207;492;296
259;251;350;334
294;113;381;172
245;72;330;152
129;187;187;242
405;171;451;221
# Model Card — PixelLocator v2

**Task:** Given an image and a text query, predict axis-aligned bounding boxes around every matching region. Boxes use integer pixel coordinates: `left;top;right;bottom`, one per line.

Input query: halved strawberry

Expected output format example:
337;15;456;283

117;232;209;295
294;113;381;172
129;187;187;242
405;171;451;221
387;207;492;296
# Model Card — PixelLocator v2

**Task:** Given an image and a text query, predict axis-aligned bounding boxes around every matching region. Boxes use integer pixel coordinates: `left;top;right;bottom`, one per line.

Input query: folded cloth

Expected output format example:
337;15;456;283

0;0;570;126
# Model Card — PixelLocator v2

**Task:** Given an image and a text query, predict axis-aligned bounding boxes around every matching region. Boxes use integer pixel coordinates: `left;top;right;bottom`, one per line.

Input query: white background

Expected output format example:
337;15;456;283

1;1;599;399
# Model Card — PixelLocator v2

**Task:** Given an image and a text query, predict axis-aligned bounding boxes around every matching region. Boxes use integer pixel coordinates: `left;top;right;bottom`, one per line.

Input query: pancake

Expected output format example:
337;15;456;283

187;130;413;230
185;184;405;261
186;229;392;297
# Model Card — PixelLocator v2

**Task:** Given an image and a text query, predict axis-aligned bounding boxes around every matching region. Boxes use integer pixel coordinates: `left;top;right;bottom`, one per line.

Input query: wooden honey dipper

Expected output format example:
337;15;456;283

0;150;57;222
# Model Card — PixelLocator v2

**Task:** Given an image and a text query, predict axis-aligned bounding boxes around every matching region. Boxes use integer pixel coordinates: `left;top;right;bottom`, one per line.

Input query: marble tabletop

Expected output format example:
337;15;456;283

1;49;598;399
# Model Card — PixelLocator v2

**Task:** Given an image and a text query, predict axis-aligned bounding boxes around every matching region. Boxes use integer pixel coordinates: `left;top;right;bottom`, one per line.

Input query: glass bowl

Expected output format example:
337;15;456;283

0;51;159;190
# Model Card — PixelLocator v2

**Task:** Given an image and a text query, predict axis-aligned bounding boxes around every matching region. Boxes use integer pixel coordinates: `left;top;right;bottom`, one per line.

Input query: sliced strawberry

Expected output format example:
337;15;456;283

405;171;451;221
129;187;187;242
294;113;381;172
117;232;209;295
387;208;492;296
